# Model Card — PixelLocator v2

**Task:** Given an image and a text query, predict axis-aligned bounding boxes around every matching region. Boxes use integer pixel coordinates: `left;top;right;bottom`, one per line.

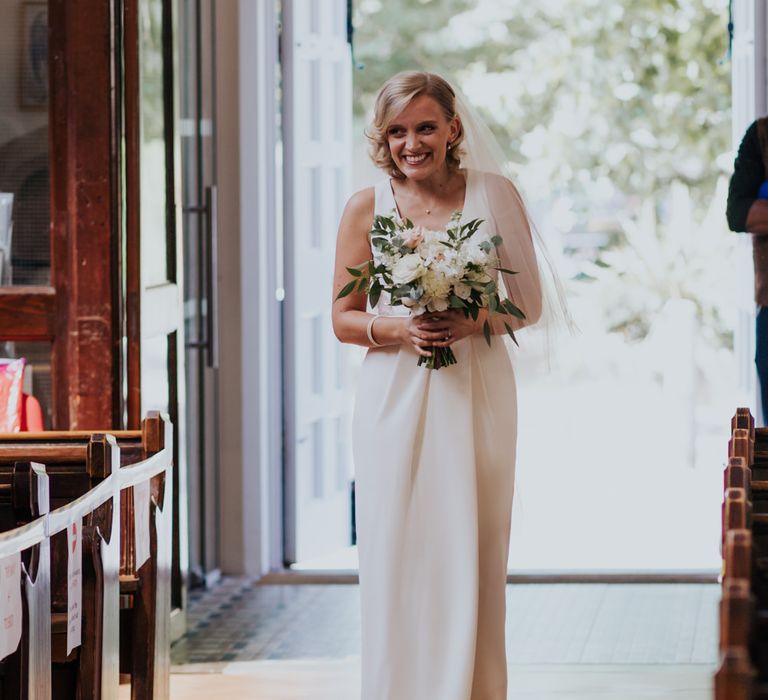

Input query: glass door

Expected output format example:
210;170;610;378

179;0;220;586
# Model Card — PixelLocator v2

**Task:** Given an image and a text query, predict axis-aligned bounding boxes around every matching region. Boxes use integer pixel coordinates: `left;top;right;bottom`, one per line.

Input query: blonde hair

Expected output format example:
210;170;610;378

366;71;465;179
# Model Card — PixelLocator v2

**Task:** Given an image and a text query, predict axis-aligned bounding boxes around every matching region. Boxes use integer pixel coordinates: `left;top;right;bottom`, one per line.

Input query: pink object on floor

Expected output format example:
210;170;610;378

20;393;44;431
0;358;25;432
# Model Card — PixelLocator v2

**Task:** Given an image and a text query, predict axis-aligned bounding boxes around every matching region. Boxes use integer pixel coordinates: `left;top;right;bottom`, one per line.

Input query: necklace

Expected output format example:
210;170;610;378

423;199;439;215
392;173;458;217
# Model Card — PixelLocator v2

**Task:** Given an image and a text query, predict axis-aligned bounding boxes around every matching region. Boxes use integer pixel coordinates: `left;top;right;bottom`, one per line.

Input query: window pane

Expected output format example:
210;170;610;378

139;0;169;286
0;1;50;286
141;333;169;416
0;341;53;430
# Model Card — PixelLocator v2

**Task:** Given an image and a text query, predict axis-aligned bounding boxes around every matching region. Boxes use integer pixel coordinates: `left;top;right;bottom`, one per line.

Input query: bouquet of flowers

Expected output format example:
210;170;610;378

337;211;525;369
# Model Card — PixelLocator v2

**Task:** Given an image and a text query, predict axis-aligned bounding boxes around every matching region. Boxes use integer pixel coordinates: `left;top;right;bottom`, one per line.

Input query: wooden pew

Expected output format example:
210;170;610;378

0;454;123;700
711;409;768;699
0;413;172;700
0;461;51;699
0;435;120;699
717;412;759;699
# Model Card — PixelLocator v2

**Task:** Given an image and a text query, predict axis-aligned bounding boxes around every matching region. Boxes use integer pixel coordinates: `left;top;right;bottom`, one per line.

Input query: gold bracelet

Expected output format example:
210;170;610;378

366;315;383;347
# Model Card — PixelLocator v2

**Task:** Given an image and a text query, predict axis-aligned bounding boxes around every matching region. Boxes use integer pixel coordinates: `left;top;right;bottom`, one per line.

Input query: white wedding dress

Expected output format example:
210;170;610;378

352;169;542;700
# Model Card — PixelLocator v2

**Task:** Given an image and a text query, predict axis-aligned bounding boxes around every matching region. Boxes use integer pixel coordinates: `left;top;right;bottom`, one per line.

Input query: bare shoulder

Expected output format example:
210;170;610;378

337;187;375;246
343;186;375;222
480;171;512;189
479;171;526;203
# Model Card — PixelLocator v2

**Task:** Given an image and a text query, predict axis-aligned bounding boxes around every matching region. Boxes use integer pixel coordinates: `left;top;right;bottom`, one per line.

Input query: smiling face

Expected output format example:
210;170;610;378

385;94;460;181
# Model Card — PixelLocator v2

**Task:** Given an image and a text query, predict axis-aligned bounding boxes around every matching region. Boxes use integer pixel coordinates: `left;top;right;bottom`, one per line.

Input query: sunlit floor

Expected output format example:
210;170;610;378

163;662;711;699
159;577;720;699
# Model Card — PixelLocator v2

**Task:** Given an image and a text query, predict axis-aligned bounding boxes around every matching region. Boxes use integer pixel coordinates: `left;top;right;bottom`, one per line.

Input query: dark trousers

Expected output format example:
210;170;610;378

757;307;768;423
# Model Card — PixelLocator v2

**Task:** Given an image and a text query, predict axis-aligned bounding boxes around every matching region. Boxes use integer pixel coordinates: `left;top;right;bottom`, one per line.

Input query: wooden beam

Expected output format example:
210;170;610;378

125;0;141;431
0;288;55;341
49;0;122;429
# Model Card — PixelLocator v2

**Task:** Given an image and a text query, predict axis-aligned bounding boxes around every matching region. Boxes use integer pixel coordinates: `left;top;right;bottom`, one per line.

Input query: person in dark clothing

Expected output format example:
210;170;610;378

727;118;768;420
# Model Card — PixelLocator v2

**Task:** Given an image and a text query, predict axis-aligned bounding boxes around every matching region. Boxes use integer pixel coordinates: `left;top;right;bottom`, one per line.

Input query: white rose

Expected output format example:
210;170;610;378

463;243;491;266
391;254;424;285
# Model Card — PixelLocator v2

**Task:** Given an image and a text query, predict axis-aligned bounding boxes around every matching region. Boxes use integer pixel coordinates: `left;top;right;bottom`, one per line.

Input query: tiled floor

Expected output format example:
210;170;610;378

167;579;719;698
172;579;361;664
171;579;719;666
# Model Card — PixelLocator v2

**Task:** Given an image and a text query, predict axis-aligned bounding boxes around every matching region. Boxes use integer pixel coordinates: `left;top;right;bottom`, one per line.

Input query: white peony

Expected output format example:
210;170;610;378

391;254;424;285
421;269;452;300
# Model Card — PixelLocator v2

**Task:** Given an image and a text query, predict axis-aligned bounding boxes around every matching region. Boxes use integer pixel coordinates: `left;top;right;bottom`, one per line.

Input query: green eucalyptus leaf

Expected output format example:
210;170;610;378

504;322;519;346
482;319;491;346
504;300;526;319
369;283;382;308
336;280;357;299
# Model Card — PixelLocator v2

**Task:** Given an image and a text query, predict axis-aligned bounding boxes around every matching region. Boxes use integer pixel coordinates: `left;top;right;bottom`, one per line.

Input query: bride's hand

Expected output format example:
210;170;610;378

413;309;479;348
401;315;440;358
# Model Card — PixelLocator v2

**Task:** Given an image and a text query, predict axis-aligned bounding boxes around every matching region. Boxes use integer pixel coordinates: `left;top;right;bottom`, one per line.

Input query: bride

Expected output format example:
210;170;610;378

332;71;545;700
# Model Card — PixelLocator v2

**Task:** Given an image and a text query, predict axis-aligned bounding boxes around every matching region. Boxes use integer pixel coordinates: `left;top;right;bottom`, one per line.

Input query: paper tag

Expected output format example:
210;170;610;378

134;480;151;570
0;552;22;660
67;518;82;655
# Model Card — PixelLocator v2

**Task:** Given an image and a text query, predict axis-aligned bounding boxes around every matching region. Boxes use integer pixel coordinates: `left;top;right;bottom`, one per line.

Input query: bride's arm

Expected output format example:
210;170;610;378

484;173;543;334
332;188;414;349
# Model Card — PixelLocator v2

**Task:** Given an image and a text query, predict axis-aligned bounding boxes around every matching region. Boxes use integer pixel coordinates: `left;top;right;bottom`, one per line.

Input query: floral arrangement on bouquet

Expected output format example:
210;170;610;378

337;211;525;369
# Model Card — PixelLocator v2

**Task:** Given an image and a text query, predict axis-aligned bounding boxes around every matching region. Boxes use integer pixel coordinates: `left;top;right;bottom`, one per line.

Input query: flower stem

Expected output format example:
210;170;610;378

418;346;457;370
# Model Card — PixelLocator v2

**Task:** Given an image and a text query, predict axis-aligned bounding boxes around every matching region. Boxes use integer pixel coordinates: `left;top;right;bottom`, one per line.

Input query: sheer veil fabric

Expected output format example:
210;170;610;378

452;87;573;348
352;78;568;700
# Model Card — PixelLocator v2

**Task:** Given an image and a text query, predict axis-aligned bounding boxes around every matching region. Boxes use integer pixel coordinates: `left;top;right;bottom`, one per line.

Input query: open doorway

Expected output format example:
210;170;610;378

285;0;744;574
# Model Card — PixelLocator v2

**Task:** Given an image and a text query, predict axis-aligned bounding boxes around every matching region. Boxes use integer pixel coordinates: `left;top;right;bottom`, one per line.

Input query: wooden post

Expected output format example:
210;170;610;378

49;0;122;430
11;461;48;523
724;529;753;581
723;488;752;546
719;579;753;651
715;647;754;700
732;408;755;435
725;457;751;500
730;429;754;470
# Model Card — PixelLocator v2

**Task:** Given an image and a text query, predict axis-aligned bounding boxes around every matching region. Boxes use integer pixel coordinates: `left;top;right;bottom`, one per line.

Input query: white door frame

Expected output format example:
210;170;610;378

216;0;284;577
732;0;766;421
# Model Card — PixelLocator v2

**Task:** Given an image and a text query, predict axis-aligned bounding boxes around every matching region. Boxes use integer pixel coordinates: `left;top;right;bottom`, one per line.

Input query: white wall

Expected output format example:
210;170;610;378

216;0;283;577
